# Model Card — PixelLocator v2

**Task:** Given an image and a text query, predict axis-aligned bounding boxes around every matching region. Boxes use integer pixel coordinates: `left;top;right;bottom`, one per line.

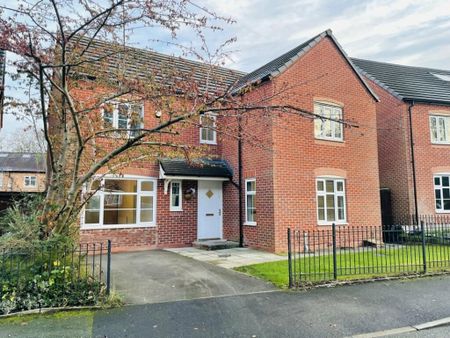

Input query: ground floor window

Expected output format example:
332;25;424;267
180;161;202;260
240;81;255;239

434;174;450;212
170;180;182;211
24;176;37;187
83;176;157;228
316;177;346;224
245;179;256;225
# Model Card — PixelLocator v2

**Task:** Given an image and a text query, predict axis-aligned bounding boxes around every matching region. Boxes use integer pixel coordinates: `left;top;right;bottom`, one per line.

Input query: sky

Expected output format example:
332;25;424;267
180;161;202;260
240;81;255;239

1;0;450;143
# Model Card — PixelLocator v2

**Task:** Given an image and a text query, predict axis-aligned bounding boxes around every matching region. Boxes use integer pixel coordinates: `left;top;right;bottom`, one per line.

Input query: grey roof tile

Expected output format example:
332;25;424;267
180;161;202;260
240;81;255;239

351;58;450;105
0;152;46;172
233;30;378;101
72;36;246;95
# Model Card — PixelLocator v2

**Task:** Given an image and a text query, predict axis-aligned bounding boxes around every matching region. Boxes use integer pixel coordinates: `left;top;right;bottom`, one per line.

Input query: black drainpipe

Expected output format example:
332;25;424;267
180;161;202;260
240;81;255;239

407;101;419;225
238;116;244;247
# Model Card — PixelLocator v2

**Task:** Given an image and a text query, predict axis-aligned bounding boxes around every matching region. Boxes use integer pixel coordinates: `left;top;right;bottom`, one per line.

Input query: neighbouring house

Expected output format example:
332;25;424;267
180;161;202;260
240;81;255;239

352;58;450;224
0;152;47;211
61;29;382;253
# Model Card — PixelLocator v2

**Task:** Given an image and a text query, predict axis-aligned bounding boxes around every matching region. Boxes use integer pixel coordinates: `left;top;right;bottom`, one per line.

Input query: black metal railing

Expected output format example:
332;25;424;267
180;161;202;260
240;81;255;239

0;240;112;295
288;216;450;287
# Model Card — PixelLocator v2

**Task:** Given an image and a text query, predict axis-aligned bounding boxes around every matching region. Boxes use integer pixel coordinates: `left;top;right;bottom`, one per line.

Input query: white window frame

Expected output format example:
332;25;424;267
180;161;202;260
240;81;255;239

429;115;450;144
24;176;37;187
200;113;217;145
434;174;450;213
245;178;257;226
81;176;157;229
314;102;344;142
170;180;182;211
316;177;347;225
102;102;144;138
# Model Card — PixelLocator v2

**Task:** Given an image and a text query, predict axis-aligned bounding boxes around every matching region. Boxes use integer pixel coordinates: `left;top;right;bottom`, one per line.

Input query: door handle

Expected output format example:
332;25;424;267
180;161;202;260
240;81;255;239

206;213;214;216
219;209;222;216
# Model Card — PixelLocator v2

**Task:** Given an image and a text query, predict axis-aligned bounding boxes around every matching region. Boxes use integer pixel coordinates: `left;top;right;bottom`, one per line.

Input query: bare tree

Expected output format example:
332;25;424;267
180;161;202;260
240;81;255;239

0;0;354;237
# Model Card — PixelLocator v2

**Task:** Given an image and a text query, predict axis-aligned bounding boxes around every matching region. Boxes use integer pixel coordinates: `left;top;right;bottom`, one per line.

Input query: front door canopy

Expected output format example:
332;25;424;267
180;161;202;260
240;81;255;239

159;158;232;181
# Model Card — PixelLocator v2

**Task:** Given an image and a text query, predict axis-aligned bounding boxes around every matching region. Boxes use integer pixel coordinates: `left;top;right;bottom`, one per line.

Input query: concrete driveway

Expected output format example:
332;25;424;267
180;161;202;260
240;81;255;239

110;250;276;304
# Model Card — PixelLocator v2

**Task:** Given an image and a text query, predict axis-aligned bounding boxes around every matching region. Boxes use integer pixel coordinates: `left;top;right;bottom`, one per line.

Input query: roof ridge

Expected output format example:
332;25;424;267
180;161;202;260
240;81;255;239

351;57;450;74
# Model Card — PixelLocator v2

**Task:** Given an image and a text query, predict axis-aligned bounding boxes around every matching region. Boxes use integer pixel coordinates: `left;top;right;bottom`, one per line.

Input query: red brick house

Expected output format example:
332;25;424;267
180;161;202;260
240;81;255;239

352;58;450;225
68;30;382;252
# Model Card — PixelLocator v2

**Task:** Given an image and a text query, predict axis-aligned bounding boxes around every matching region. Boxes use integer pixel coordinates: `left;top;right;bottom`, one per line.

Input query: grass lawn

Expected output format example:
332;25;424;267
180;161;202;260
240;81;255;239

235;245;450;288
0;310;95;338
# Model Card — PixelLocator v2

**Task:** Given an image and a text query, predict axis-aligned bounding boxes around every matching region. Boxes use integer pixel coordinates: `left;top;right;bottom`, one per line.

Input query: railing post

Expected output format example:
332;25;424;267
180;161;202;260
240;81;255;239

287;228;293;288
106;240;112;295
332;223;338;280
421;220;427;273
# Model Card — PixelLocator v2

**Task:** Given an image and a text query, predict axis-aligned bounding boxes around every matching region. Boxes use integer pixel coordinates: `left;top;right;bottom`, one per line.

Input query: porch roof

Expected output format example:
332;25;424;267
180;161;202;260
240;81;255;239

159;158;233;179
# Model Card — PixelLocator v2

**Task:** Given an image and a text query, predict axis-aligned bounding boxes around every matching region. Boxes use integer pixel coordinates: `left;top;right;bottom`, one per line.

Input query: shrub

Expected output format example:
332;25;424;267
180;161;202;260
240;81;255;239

0;241;107;315
0;194;44;248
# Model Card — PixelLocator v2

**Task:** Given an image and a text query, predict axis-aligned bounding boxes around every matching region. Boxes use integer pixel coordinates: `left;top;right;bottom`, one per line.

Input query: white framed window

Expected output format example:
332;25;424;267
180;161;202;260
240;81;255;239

434;174;450;212
245;179;256;225
430;115;450;144
83;176;157;229
200;113;217;144
170;180;182;211
314;102;343;141
24;176;37;187
102;102;144;138
316;177;346;224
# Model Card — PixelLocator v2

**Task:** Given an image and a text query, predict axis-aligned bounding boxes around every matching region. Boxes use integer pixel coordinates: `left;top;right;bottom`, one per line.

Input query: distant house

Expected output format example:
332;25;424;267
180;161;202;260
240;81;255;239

353;58;450;224
0;152;46;211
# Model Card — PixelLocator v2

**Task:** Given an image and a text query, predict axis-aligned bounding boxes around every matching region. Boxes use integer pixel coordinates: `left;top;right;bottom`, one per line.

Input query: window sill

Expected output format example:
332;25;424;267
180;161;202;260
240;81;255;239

431;143;450;148
81;223;157;230
170;208;183;212
244;222;257;226
317;222;348;226
314;138;345;146
435;211;450;214
200;141;217;145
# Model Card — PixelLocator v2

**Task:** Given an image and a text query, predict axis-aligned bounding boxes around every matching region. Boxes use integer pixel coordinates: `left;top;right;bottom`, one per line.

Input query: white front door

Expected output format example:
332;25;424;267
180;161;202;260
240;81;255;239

197;180;223;239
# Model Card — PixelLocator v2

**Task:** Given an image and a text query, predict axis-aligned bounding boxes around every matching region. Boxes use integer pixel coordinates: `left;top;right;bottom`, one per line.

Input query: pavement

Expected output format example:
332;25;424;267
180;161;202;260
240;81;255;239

3;251;450;337
91;275;450;337
165;247;285;268
110;250;276;304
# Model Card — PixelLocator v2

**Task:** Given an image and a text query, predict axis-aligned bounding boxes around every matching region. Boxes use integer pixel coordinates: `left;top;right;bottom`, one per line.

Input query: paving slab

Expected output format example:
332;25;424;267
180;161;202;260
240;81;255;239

166;247;285;268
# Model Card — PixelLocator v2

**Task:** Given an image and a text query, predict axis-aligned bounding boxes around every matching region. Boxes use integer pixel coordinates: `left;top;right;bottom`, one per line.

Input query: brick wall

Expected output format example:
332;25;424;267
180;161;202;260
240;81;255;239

410;103;450;215
237;37;381;253
366;78;450;221
70;85;221;251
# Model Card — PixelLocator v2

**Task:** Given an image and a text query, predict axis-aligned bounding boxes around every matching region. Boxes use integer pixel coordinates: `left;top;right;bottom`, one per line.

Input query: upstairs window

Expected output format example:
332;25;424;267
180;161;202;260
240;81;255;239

24;176;37;187
430;115;450;144
102;102;144;138
316;177;346;224
314;102;343;141
200;114;217;144
434;175;450;212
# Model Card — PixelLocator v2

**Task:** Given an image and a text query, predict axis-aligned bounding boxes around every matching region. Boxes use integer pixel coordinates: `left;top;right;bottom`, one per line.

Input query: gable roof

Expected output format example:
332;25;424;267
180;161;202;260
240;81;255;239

351;58;450;105
0;152;46;173
233;30;379;101
72;36;246;95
